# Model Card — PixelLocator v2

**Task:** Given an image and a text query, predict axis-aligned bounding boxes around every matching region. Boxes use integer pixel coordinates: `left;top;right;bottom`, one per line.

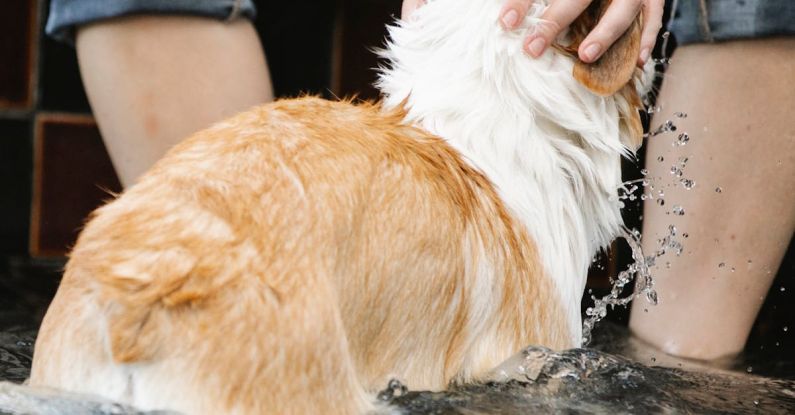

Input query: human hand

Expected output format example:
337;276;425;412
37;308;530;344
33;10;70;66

512;0;663;66
401;0;664;67
401;0;426;20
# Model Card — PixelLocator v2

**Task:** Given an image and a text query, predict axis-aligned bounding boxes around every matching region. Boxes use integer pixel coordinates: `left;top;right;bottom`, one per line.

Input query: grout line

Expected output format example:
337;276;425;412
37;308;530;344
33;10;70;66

0;109;34;120
32;0;45;112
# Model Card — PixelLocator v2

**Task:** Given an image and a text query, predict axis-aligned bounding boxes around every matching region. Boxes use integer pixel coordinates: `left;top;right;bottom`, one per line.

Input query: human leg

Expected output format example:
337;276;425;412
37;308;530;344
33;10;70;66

76;15;273;186
629;37;795;360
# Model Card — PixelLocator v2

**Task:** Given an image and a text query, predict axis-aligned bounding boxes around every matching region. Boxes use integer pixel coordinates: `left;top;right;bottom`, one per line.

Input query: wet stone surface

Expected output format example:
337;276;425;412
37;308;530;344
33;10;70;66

2;319;795;414
388;346;795;414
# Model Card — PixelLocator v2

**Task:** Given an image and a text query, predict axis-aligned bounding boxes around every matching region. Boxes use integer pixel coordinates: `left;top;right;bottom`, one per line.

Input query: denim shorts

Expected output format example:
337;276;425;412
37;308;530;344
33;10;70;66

669;0;795;45
46;0;257;45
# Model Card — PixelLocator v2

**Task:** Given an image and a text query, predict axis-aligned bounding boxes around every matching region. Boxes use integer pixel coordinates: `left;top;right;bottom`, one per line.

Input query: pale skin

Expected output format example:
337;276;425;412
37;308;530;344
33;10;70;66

76;16;274;187
629;38;795;361
73;0;790;364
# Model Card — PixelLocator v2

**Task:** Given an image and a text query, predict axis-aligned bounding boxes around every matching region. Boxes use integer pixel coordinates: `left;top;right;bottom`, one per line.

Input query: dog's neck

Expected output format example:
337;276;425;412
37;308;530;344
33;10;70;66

378;0;636;345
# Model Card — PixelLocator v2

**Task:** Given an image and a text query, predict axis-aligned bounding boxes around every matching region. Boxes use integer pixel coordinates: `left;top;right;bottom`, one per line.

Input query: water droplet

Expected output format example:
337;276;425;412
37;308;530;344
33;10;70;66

683;233;689;238
668;224;677;235
746;366;753;373
640;169;649;176
657;155;664;162
651;120;676;136
646;290;659;305
731;267;736;272
715;187;723;193
781;287;786;292
672;205;685;216
657;199;665;206
674;133;690;146
651;357;657;363
747;259;753;264
665;261;671;269
754;400;759;405
674;111;687;118
784;326;789;332
377;378;408;401
718;262;726;268
680;179;696;190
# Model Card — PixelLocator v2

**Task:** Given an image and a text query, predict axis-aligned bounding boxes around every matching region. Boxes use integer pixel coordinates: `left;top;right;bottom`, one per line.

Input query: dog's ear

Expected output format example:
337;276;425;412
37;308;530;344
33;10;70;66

561;0;645;149
568;0;642;97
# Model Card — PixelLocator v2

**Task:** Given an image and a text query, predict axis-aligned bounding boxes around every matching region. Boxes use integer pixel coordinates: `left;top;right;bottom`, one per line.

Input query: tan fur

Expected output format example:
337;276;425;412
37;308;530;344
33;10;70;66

568;0;642;97
563;0;645;148
31;98;569;414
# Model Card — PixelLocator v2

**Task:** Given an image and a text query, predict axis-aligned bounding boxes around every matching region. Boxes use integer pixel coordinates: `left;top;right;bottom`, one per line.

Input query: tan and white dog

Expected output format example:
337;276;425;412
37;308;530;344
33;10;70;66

30;0;645;413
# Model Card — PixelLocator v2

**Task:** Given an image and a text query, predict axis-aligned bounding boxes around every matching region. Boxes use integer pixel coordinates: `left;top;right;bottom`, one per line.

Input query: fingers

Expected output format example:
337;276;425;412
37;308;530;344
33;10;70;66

524;0;593;58
401;0;426;20
637;0;664;65
578;0;643;63
499;0;533;30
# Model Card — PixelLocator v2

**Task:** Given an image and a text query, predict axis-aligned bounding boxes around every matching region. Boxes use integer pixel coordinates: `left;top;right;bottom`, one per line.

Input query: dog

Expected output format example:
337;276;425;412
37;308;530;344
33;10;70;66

29;0;645;413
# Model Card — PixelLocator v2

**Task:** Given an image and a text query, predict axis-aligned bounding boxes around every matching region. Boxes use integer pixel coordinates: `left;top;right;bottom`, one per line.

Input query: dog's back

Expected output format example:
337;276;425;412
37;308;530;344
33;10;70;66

30;99;570;413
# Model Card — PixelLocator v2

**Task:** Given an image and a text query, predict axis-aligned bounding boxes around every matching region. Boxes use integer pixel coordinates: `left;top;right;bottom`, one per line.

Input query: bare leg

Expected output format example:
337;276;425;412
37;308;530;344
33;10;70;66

629;37;795;361
76;16;273;187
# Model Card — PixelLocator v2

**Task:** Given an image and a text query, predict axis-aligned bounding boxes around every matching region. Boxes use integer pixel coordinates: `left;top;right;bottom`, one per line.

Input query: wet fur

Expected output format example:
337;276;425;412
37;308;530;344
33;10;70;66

30;0;643;413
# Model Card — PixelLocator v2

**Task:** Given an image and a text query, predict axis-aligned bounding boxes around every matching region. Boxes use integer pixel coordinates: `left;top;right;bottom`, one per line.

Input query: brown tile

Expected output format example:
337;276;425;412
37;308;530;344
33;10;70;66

332;0;402;100
254;1;336;98
0;1;37;109
0;119;32;254
30;114;121;257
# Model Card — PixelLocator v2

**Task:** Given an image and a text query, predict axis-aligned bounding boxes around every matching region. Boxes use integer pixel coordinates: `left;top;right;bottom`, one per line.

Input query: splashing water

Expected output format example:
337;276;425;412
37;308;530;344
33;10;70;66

581;226;666;345
582;112;697;345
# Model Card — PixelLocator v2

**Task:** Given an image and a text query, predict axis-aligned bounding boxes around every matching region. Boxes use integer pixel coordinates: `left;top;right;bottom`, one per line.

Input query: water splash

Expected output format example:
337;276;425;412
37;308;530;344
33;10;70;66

581;226;665;345
584;111;697;344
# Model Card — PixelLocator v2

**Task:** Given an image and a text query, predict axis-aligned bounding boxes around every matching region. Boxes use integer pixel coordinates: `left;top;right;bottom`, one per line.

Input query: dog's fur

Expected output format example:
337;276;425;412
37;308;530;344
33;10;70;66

30;0;644;413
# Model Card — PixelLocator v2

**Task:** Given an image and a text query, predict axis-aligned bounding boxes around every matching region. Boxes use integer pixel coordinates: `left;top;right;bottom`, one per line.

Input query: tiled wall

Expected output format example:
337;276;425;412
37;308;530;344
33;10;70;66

0;0;402;259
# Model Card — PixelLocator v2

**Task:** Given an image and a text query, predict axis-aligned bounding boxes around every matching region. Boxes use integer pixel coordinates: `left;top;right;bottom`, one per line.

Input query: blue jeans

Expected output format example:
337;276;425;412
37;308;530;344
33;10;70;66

46;0;257;45
669;0;795;45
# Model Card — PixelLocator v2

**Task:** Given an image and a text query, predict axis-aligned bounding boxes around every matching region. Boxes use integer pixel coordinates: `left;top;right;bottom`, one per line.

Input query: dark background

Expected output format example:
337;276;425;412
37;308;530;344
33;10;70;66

0;0;791;367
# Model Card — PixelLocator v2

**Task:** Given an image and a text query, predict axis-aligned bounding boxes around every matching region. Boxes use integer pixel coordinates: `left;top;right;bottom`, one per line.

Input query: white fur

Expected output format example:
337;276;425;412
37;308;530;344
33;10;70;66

378;0;638;345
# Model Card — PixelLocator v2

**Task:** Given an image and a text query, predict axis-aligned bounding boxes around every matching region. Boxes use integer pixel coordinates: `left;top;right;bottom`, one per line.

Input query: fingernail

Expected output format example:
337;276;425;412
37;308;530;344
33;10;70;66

582;43;602;62
501;9;519;29
639;48;651;64
527;37;546;57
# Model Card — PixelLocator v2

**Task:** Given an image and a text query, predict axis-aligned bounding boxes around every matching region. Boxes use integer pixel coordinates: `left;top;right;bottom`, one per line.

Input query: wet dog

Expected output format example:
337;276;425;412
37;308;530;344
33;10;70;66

30;0;645;413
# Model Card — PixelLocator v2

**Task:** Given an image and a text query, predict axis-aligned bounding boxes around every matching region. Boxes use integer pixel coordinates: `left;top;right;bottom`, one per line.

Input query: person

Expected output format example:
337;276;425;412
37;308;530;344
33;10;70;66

47;0;662;187
628;0;795;361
